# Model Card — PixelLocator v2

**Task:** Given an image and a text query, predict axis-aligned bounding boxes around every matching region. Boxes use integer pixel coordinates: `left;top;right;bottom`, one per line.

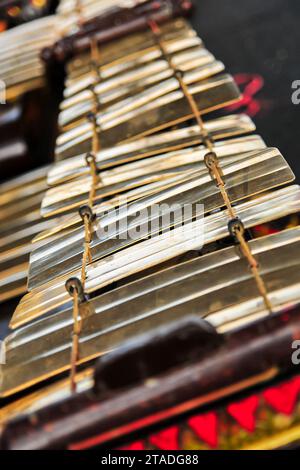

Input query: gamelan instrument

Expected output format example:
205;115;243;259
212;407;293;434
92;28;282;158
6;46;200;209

0;0;300;451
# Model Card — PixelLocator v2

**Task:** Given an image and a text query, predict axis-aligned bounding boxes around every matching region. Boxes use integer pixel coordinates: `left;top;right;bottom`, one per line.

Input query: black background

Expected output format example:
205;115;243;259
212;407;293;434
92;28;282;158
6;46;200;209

191;0;300;180
0;0;299;338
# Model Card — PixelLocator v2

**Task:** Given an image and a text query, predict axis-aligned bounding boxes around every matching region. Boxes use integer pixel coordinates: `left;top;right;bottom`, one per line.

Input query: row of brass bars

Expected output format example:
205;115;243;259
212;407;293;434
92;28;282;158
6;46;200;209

65;37;101;392
65;20;273;392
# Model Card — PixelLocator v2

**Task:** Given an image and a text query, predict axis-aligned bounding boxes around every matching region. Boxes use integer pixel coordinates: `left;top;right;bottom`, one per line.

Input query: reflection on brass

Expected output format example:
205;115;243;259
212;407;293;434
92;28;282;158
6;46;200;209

5;78;46;101
45;134;266;217
51;114;256;181
0;166;49;211
3;224;300;397
0;218;60;254
0;238;50;300
0;368;94;429
0;16;59;99
0;211;66;303
40;135;264;241
244;425;300;451
65;19;199;85
61;46;209;113
12;186;300;329
0;262;29;303
0;166;57;303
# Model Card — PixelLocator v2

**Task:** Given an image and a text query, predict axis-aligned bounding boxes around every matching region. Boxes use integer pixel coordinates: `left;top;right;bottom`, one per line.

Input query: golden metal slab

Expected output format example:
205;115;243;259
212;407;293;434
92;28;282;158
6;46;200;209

0;165;48;209
51;114;255;181
10;228;300;352
14;224;300;332
45;134;265;217
13;185;300;329
36;173;204;242
28;147;294;290
0;231;60;303
0;368;93;430
0;15;58;93
56;74;241;159
3;225;300;398
1;12;298;409
61;45;208;112
5;78;46;101
58;69;228;148
65;19;199;87
0;218;61;254
0;211;41;242
0;262;28;303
